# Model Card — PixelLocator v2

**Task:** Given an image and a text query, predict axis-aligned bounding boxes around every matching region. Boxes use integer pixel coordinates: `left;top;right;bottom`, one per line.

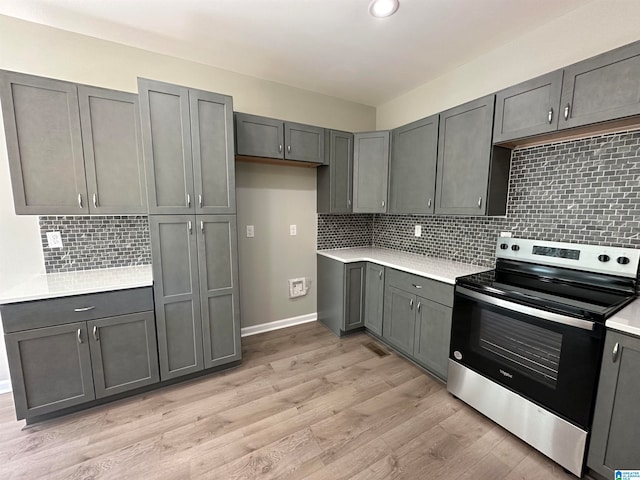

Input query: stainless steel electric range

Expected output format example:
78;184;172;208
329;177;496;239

447;237;639;477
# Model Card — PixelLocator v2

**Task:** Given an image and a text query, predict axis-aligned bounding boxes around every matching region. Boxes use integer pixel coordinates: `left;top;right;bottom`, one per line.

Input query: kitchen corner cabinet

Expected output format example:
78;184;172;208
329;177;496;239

364;263;384;336
587;330;640;478
389;115;439;214
317;129;354;213
2;287;158;421
234;112;325;164
352;130;390;213
493;70;563;143
138;78;235;215
150;215;241;380
435;95;511;216
0;70;147;215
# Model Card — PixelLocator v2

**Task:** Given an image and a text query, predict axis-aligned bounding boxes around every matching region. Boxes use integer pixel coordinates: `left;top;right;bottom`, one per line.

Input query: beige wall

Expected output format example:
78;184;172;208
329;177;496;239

376;0;640;129
0;14;375;342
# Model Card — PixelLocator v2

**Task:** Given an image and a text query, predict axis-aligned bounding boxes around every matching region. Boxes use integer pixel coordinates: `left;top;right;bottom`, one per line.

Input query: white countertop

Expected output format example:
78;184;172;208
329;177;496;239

606;298;640;338
0;265;153;304
317;247;490;284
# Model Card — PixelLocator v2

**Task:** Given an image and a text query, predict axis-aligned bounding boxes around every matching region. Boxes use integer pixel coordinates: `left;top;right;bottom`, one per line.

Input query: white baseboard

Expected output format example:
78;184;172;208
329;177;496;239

241;313;317;337
0;380;11;394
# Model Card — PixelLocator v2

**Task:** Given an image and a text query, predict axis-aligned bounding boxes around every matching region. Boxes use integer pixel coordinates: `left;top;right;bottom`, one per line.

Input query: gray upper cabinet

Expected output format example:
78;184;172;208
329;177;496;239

364;263;384;337
344;263;366;332
78;86;146;214
139;78;235;215
88;312;159;399
389;115;438;214
197;215;241;368
587;330;640;478
0;71;88;215
149;215;204;380
412;297;452;380
493;70;563;143
435;95;511;216
353;130;390;213
5;322;95;420
235;112;325;163
317;129;353;213
560;41;640;130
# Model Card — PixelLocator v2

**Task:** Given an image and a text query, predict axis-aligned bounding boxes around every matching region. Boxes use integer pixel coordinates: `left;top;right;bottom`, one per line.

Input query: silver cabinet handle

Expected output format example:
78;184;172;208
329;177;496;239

186;193;191;207
409;299;414;309
381;200;385;208
428;198;432;208
279;144;283;153
417;302;421;313
74;306;95;312
198;194;203;208
93;326;99;342
287;145;291;153
378;270;382;279
200;220;204;233
78;193;83;209
564;103;570;120
412;284;422;289
347;199;352;207
188;220;192;234
92;193;98;208
548;107;554;124
478;196;483;208
612;342;620;363
77;328;82;344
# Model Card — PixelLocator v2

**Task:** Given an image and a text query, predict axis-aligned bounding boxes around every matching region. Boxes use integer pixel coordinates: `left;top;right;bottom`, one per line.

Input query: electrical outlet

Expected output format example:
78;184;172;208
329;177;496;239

500;232;513;238
246;225;255;238
414;225;422;237
46;231;63;248
290;224;297;236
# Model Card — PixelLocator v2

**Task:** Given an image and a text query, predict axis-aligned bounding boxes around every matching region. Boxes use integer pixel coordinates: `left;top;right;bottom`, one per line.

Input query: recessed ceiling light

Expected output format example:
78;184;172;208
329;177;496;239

369;0;400;18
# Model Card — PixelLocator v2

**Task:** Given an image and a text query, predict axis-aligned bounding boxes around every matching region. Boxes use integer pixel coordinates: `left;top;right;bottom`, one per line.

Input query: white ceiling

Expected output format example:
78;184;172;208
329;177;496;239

0;0;590;106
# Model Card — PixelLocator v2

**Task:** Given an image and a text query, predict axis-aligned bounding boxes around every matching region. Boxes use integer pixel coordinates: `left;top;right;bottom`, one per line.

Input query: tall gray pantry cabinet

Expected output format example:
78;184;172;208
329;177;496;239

139;79;241;380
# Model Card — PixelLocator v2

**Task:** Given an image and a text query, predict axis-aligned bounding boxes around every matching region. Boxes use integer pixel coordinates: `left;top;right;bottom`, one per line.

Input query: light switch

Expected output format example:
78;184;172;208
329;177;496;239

246;225;255;238
290;224;297;236
46;231;63;248
414;225;422;237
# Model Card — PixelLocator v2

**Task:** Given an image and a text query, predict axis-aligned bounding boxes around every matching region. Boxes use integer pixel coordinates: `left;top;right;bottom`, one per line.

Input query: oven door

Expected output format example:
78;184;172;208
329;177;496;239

450;286;605;429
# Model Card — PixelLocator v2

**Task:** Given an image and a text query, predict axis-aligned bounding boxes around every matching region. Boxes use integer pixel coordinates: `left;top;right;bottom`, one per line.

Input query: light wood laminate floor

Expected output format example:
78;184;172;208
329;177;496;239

0;322;577;479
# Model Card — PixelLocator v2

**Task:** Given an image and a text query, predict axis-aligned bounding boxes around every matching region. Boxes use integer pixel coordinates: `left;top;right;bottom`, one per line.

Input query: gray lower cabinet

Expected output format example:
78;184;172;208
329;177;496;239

364;263;384;336
317;129;353;213
382;285;416;356
493;70;564;143
352;130;390;213
560;40;640;130
344;263;366;331
587;329;640;478
150;215;241;380
235;113;324;164
412;297;452;380
139;78;235;215
435;95;511;216
389;115;439;214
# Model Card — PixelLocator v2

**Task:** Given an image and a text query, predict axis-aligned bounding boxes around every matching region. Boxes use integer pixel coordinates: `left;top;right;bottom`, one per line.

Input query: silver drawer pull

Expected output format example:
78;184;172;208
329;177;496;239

198;194;203;208
378;270;382;279
188;220;192;234
74;306;95;312
279;144;283;153
478;196;482;208
612;342;620;363
186;193;191;207
200;220;204;233
428;198;432;208
417;302;421;312
547;107;554;124
93;193;98;208
381;200;385;208
409;299;414;309
93;326;99;342
78;193;83;209
77;328;82;344
287;145;291;153
564;103;570;120
412;284;422;289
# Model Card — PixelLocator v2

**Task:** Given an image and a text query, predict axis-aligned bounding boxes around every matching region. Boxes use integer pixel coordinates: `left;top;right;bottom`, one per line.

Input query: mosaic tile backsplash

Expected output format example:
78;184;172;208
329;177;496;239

318;129;640;268
317;214;374;250
40;216;151;273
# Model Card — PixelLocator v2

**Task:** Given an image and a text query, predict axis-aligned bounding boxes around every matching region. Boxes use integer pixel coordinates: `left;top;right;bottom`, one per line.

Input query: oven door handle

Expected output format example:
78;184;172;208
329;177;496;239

456;286;596;331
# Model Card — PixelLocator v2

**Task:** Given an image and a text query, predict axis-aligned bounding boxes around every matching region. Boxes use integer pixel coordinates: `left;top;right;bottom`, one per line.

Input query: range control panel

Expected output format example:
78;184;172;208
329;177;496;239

496;237;640;278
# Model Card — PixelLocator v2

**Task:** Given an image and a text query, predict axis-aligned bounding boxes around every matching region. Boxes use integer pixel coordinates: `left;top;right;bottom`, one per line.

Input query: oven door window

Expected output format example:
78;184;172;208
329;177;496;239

476;309;562;389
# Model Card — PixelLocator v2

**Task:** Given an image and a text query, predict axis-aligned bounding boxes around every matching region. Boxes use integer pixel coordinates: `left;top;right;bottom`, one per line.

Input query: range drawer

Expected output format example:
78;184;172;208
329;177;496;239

384;268;453;307
0;287;154;333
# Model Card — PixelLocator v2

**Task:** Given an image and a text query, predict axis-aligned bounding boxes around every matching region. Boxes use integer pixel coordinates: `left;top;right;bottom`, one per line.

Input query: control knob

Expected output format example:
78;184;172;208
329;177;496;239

617;256;630;265
500;243;509;250
597;254;610;263
511;245;520;251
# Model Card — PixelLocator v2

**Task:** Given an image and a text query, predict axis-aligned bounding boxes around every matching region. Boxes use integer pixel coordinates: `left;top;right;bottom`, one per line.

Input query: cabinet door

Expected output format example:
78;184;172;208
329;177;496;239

435;95;495;215
78;86;147;214
587;330;640;477
364;263;384;336
382;286;416;356
149;215;203;380
139;79;195;214
284;121;324;163
560;41;640;129
413;297;452;380
5;322;94;420
353;131;390;213
190;90;236;215
0;71;88;215
317;130;353;213
88;312;160;399
389;115;438;214
344;262;366;331
196;215;242;369
493;70;563;143
235;113;284;159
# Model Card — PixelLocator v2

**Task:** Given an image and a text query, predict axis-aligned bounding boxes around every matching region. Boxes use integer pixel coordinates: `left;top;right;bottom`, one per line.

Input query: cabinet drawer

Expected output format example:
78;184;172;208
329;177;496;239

1;287;154;333
384;268;453;307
